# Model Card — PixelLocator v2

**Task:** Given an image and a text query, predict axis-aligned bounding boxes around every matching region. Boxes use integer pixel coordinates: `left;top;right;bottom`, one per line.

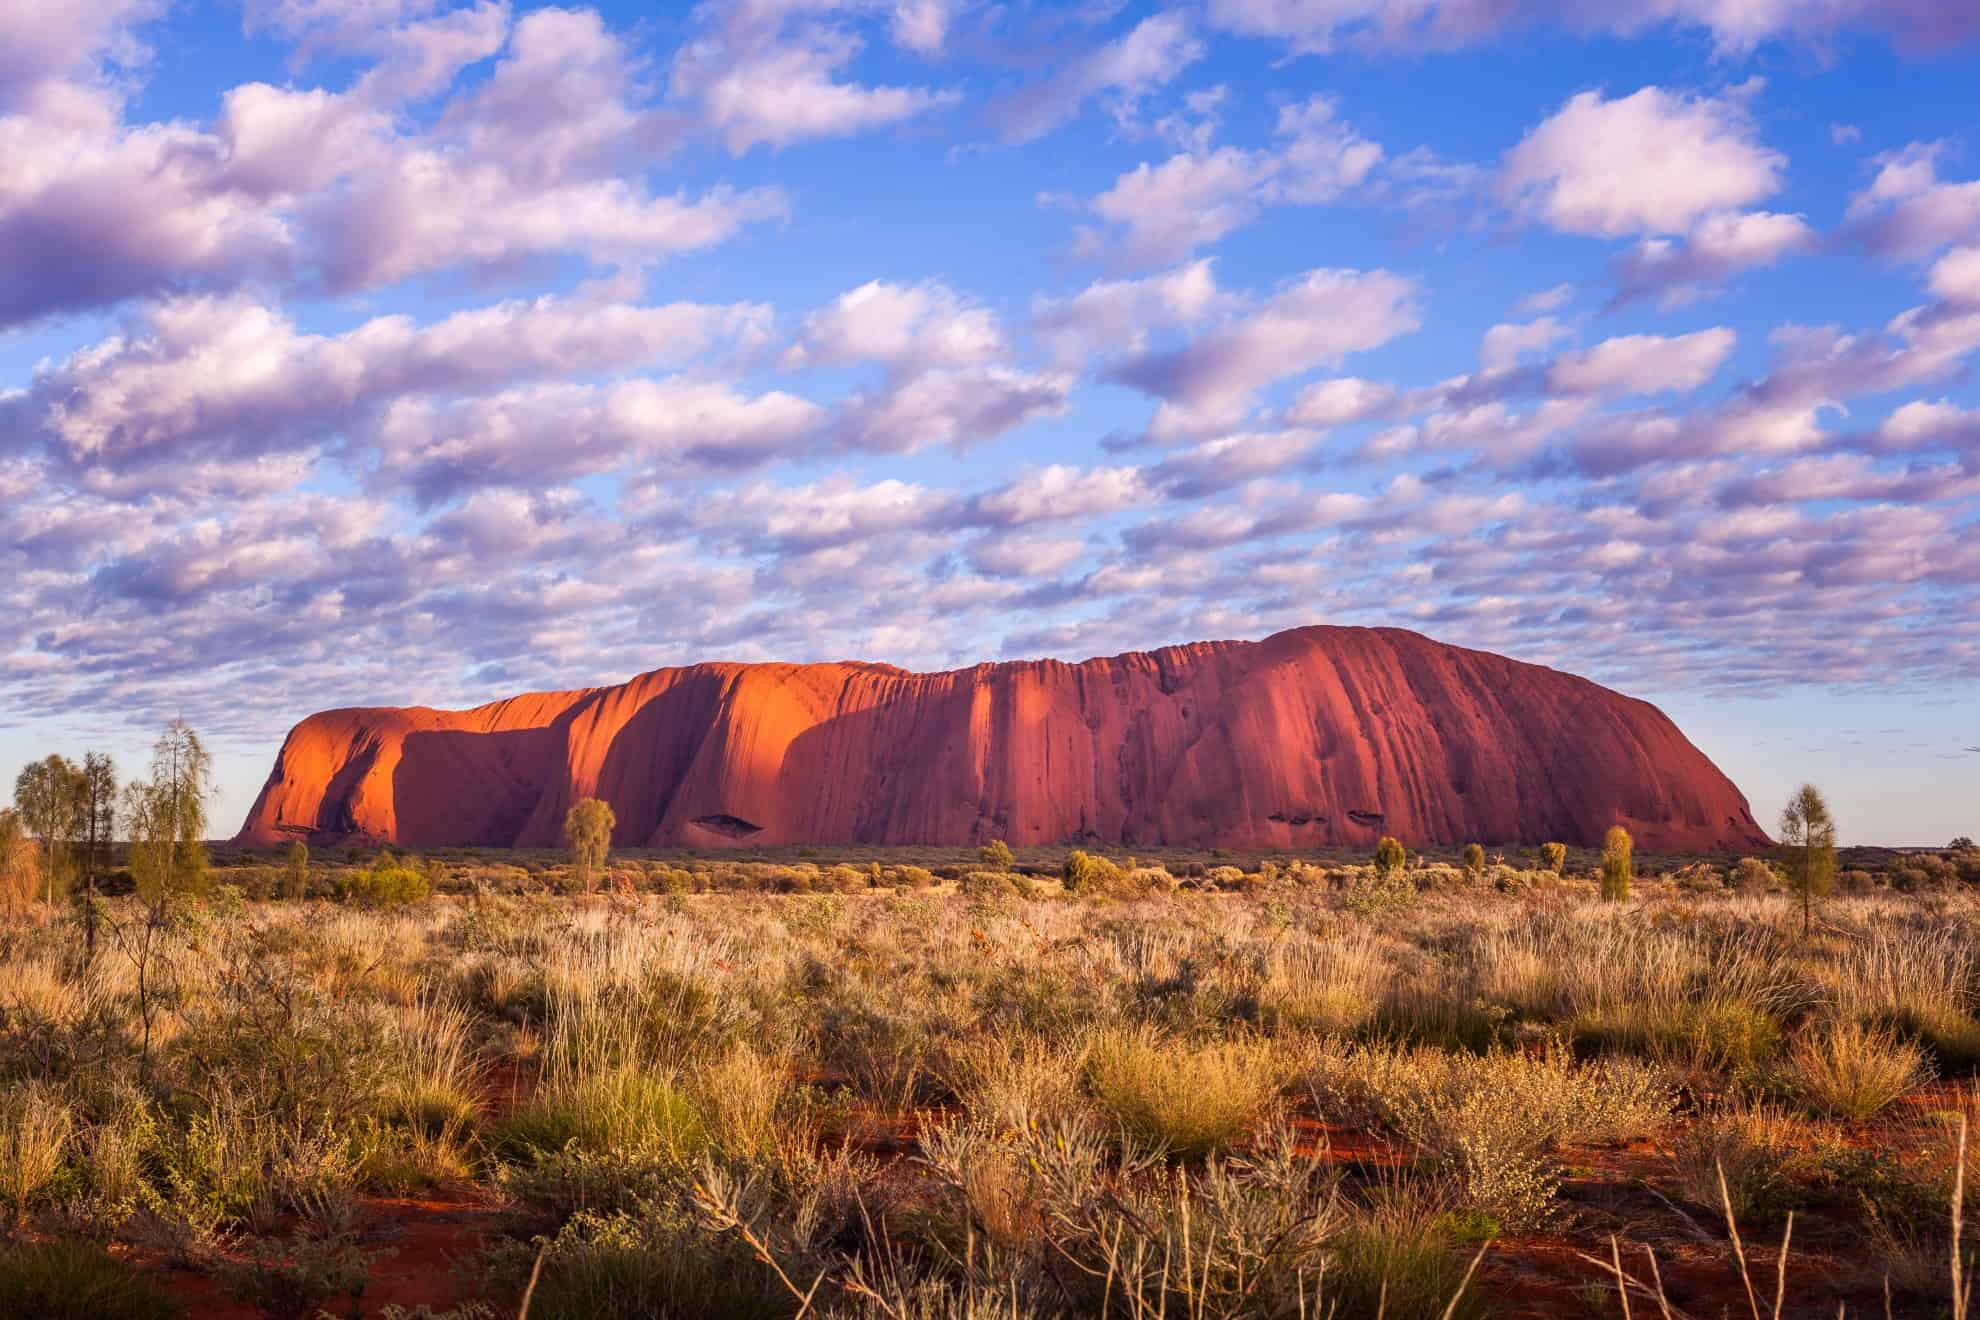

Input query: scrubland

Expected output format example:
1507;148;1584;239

3;842;1980;1318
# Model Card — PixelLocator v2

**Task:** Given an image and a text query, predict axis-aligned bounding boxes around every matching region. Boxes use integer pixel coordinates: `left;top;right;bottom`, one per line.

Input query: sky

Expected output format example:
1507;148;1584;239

2;0;1978;848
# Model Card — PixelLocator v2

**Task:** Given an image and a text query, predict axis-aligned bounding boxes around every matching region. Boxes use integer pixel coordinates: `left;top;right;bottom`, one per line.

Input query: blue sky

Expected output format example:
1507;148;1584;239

3;0;1978;846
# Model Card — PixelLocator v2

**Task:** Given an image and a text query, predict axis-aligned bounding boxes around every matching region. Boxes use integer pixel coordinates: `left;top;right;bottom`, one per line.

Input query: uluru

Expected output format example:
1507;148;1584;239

234;626;1767;852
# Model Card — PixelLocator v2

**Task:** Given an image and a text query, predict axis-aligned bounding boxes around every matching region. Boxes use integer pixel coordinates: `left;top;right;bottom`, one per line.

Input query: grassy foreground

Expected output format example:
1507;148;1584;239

2;844;1979;1318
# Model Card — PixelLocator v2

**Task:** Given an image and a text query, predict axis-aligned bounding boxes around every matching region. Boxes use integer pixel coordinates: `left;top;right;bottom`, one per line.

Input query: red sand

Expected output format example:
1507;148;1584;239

234;625;1769;852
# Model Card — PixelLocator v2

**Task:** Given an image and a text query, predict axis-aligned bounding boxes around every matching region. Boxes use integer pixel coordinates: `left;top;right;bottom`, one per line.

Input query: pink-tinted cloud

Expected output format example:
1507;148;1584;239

1502;86;1784;238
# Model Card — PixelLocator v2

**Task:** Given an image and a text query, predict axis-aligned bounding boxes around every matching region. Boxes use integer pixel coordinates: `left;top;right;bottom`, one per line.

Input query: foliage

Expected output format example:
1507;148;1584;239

338;864;430;909
13;754;80;904
1779;783;1837;934
1344;864;1418;915
1374;836;1406;876
564;798;617;894
522;1202;791;1320
1060;849;1126;896
1461;843;1485;876
282;840;309;899
216;1230;379;1320
1540;841;1566;874
125;723;214;912
1083;1027;1286;1157
0;1241;178;1320
1786;1020;1930;1119
1599;826;1632;901
0;1078;73;1223
976;838;1014;870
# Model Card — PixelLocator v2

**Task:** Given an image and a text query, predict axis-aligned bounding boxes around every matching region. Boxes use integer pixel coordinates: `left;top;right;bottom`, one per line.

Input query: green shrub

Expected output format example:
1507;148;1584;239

1373;837;1406;876
1540;842;1567;873
1669;1103;1803;1224
216;1230;377;1320
0;1241;178;1320
1345;866;1416;916
1733;856;1778;890
496;1069;708;1163
338;865;429;908
1460;844;1484;877
1787;1021;1930;1119
0;1078;73;1222
1319;1044;1669;1229
1326;1220;1488;1320
524;1205;791;1320
1084;1027;1286;1157
977;839;1015;870
1599;827;1632;902
1062;849;1127;897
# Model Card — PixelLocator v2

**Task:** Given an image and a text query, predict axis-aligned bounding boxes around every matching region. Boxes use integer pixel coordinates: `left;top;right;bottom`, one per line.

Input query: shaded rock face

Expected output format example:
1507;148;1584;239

234;626;1770;852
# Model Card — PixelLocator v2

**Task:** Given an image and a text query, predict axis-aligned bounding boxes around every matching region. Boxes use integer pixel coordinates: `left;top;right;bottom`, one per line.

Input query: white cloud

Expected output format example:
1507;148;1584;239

1548;328;1738;396
0;11;787;326
1514;282;1576;315
1203;0;1980;56
672;10;956;153
1031;259;1234;363
830;365;1072;453
995;13;1204;143
1086;148;1275;267
1480;316;1572;369
15;290;772;473
1081;96;1381;266
1614;208;1813;307
967;465;1153;526
0;0;161;112
1929;246;1980;305
1284;376;1398;427
969;531;1088;578
375;376;825;499
791;279;1005;371
1111;267;1420;437
1849;143;1980;259
1502;86;1784;237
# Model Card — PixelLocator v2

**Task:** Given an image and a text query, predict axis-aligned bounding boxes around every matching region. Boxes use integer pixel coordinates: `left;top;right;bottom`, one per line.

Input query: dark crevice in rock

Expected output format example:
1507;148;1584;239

691;813;764;837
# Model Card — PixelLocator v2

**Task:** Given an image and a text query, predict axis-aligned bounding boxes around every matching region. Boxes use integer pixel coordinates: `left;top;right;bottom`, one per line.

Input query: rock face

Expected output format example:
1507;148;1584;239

233;626;1769;852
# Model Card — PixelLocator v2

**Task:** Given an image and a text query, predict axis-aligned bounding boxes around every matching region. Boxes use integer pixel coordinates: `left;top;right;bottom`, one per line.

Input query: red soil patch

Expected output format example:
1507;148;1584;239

137;1192;508;1320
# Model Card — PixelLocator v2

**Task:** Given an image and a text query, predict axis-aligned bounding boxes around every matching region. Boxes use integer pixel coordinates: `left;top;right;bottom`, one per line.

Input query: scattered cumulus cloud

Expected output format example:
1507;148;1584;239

1501;86;1785;238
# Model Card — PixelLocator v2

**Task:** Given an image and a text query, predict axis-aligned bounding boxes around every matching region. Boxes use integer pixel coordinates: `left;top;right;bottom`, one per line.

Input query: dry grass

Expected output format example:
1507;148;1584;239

1083;1025;1289;1157
0;852;1976;1316
1787;1019;1933;1119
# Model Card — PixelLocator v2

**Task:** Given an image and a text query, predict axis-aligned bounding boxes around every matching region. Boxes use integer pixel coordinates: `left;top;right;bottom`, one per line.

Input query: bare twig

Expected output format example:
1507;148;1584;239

1439;1240;1492;1320
516;1242;545;1320
1718;1161;1762;1320
1641;1183;1718;1244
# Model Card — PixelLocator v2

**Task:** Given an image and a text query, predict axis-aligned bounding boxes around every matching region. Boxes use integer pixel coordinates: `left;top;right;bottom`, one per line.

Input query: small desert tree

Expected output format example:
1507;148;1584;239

565;797;616;894
125;722;214;914
73;753;116;959
978;838;1015;871
1540;841;1567;874
13;754;81;905
284;840;310;899
114;722;212;1083
1779;783;1837;937
1461;843;1485;877
1373;836;1406;877
1600;826;1632;901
